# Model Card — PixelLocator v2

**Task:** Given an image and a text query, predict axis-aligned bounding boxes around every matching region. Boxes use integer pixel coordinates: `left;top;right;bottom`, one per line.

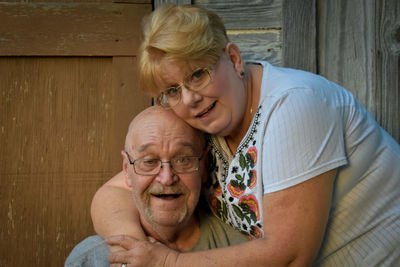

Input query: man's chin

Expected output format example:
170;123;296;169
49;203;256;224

146;208;188;227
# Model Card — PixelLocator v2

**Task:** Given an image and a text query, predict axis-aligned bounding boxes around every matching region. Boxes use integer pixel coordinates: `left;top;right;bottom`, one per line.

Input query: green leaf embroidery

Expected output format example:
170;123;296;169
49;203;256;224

235;174;244;181
231;180;240;188
232;204;244;220
239;154;247;169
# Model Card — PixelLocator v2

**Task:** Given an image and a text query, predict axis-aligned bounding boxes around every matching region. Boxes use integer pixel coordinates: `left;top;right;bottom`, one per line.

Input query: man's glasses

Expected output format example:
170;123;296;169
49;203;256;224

156;65;215;108
125;151;204;176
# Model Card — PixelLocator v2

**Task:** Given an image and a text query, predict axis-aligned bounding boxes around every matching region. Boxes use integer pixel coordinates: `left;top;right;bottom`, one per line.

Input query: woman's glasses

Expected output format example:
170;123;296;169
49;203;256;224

156;66;214;108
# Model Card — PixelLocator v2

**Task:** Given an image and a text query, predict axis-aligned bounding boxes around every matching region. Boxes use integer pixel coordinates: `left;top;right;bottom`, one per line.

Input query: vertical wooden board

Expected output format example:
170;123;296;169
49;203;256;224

318;0;399;142
282;0;316;72
374;0;400;142
0;57;151;266
111;56;153;157
318;0;376;106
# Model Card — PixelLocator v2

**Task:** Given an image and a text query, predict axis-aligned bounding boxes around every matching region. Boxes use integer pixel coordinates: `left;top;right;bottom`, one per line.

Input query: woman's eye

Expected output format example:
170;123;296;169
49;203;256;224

166;87;180;97
191;69;206;81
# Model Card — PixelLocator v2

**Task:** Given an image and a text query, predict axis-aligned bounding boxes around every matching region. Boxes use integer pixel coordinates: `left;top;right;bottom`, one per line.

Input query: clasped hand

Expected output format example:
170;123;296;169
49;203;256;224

106;235;180;267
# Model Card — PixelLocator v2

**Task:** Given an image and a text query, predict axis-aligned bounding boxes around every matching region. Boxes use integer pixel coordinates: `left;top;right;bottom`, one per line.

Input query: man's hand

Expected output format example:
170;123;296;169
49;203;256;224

106;235;180;267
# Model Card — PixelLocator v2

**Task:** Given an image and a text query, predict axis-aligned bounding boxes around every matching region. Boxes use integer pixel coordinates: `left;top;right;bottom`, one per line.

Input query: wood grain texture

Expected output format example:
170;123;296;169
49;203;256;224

282;0;316;72
195;0;282;30
229;30;282;66
0;2;151;56
0;57;151;266
154;0;191;6
374;0;400;142
318;0;399;142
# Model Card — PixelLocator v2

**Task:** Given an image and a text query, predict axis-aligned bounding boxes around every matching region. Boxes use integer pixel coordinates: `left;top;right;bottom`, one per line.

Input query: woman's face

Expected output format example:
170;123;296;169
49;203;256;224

158;53;247;137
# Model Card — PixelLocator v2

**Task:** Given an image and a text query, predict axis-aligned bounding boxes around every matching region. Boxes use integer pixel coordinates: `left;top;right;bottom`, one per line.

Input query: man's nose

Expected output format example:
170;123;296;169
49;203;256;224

155;163;178;185
181;86;202;106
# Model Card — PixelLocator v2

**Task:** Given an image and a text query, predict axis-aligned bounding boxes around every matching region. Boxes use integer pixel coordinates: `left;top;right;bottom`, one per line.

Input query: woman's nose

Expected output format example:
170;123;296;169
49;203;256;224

180;86;202;107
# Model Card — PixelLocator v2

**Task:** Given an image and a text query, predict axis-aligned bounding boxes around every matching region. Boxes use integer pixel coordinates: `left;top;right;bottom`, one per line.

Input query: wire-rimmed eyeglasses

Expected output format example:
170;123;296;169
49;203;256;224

156;65;215;108
125;151;205;176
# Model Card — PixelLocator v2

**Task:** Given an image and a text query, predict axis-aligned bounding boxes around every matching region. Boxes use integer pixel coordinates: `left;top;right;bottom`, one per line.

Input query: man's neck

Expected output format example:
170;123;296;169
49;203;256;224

140;214;200;252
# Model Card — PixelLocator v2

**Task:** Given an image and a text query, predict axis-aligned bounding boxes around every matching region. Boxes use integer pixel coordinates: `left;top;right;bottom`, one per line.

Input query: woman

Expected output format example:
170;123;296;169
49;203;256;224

92;4;400;266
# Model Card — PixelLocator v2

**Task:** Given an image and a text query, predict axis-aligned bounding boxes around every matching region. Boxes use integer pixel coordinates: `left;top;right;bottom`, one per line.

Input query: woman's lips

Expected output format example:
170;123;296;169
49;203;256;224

196;101;216;118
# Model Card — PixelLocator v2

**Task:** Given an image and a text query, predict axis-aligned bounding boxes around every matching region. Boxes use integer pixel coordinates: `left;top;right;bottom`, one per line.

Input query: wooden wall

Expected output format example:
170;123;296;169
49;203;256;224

0;1;152;266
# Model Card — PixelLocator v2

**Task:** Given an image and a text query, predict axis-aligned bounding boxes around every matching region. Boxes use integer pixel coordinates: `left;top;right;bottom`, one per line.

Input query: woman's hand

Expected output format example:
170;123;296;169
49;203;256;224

106;235;180;267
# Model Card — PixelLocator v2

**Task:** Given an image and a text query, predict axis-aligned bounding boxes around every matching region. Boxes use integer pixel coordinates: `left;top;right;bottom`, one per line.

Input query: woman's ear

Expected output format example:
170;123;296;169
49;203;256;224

224;42;244;78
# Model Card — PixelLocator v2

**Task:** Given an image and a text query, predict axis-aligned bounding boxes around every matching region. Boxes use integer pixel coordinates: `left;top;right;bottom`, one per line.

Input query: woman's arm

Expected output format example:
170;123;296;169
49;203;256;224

108;169;336;266
91;171;146;251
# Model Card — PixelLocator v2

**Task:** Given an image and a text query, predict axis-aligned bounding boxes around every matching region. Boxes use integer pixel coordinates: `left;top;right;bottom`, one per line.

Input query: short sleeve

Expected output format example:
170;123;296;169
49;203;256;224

262;88;348;193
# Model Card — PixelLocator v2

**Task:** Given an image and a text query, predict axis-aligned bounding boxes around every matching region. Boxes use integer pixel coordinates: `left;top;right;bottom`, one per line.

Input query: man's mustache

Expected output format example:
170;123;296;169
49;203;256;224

147;183;189;195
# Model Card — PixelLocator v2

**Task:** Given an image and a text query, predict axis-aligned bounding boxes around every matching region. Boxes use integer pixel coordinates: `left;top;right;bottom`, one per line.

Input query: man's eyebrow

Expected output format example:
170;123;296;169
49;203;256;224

136;143;155;153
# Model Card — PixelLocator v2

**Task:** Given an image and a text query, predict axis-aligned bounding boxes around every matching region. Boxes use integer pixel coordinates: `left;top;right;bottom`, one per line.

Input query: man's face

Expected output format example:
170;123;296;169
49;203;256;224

124;111;205;228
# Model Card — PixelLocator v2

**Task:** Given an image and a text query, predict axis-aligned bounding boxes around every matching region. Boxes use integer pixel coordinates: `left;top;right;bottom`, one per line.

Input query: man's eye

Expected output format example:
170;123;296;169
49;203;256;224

142;159;158;166
176;157;189;164
165;87;180;97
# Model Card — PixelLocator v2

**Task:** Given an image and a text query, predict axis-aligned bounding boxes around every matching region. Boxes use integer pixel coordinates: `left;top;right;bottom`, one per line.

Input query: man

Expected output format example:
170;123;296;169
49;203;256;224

65;106;247;266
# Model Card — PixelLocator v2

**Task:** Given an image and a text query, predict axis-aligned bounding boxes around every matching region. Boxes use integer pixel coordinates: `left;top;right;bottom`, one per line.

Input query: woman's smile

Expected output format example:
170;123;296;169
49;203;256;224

195;101;217;118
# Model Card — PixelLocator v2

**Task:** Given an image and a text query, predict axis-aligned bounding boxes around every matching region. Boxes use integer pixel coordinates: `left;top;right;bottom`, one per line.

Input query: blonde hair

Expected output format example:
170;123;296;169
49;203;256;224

138;4;229;96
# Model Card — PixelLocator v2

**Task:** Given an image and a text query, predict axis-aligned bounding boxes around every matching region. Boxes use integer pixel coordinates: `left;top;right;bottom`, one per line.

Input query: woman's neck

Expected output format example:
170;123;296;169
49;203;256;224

225;63;262;154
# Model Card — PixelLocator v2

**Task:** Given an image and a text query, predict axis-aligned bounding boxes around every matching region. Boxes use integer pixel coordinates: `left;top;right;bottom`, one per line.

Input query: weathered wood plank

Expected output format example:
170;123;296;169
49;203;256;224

228;30;282;66
374;0;400;142
0;2;152;56
318;0;399;142
282;0;316;72
195;0;282;30
154;0;191;6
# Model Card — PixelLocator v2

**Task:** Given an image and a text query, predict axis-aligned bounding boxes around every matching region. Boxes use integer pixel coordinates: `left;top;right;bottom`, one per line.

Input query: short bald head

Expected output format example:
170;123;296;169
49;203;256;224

125;106;205;157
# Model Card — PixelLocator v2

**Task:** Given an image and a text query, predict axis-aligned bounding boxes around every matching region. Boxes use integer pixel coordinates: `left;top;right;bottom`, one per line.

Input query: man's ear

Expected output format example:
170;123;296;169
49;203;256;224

224;42;244;78
121;150;132;188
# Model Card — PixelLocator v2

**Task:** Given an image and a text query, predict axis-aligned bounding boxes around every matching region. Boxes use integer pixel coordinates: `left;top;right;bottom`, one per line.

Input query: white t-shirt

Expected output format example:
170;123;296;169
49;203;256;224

205;61;400;266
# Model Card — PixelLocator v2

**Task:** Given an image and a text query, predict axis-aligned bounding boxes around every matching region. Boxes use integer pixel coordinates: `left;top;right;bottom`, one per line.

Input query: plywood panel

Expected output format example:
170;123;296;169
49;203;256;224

0;57;152;266
0;2;152;56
